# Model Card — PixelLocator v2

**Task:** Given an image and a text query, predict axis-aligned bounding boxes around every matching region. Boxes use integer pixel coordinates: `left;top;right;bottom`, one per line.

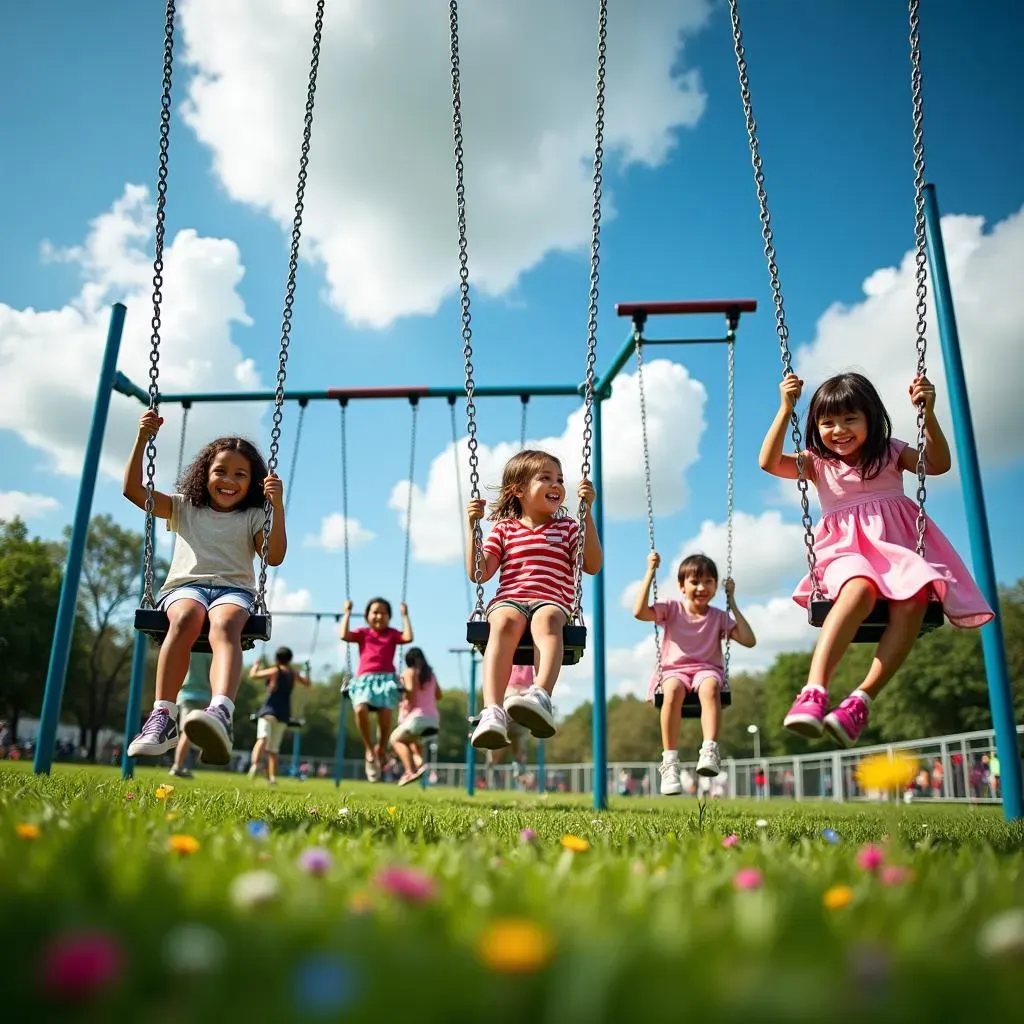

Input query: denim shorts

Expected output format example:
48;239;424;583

487;598;571;622
160;584;255;613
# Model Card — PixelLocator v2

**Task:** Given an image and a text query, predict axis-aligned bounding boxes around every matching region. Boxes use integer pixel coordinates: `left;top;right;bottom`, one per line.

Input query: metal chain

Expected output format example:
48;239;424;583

519;395;529;450
728;0;820;599
265;399;308;610
448;0;485;619
449;398;473;617
254;0;325;615
571;0;608;626
166;401;191;565
724;326;737;684
339;402;353;681
909;0;929;558
634;334;663;693
398;399;419;660
142;0;177;609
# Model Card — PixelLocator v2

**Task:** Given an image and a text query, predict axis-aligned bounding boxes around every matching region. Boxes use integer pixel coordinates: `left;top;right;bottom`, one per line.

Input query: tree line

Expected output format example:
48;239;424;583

2;516;1021;764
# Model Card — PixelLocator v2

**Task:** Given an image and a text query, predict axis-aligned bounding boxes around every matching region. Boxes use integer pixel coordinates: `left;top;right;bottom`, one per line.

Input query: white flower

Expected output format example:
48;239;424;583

230;870;281;909
338;807;350;816
978;909;1024;959
755;819;768;828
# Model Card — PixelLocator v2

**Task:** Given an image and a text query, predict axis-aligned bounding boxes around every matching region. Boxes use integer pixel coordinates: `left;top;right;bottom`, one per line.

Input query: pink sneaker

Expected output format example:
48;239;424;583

825;696;869;748
783;687;828;737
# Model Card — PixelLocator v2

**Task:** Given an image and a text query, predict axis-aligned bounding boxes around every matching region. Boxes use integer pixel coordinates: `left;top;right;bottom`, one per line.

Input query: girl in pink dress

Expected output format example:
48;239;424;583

759;371;993;747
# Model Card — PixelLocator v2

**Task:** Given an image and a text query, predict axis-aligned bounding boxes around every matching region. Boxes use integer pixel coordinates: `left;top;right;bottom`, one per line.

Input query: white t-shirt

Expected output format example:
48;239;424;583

158;495;268;598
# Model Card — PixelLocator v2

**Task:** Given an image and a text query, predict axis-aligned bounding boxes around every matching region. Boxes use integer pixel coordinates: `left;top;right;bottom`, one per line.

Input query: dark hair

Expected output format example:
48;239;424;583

404;646;434;687
364;596;392;620
275;646;293;665
678;553;718;584
805;373;892;481
177;437;268;509
488;449;568;521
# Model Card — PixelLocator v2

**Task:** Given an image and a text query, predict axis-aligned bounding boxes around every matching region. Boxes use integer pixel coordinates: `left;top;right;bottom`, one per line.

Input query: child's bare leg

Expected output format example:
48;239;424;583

659;677;686;752
807;578;878;688
172;732;193;770
410;741;424;768
531;607;567;695
696;677;721;744
267;750;279;781
249;737;266;774
482;608;527;706
354;704;374;755
392;737;415;774
375;708;394;760
155;601;205;702
858;590;930;698
206;606;249;701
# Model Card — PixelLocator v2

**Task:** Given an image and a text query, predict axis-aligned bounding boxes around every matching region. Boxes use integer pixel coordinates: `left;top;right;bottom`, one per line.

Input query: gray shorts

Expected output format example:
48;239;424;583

488;598;571;623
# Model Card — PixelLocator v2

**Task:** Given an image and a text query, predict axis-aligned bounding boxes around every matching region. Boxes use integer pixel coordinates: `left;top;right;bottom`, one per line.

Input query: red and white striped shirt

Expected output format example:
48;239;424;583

483;516;580;610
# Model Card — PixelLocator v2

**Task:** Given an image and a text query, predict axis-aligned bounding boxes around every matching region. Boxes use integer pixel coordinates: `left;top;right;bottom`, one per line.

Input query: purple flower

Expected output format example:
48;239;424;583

39;930;122;1000
297;846;333;877
519;828;537;844
722;833;739;848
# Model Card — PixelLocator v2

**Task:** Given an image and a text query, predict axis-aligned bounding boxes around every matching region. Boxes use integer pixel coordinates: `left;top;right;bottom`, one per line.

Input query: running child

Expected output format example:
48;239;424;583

340;597;413;781
759;371;993;746
465;448;603;750
247;646;310;784
390;646;442;786
124;410;287;765
634;551;756;792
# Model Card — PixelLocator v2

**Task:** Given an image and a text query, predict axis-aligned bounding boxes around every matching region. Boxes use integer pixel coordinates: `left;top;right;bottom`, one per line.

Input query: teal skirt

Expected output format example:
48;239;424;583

348;672;400;710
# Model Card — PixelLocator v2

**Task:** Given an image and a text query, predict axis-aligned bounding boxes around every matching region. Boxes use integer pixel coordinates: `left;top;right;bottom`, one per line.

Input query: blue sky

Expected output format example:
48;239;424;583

1;0;1022;715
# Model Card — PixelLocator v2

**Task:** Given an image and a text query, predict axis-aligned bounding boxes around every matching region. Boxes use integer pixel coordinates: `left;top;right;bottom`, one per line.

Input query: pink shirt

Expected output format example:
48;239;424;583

507;664;534;692
350;627;403;675
653;601;735;671
405;674;439;718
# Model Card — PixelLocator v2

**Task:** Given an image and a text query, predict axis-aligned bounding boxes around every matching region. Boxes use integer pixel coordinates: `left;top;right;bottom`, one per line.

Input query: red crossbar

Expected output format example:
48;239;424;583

615;299;757;317
326;386;430;400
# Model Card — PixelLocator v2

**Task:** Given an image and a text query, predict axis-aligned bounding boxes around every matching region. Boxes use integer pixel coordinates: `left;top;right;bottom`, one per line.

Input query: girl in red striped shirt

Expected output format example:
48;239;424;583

466;449;602;749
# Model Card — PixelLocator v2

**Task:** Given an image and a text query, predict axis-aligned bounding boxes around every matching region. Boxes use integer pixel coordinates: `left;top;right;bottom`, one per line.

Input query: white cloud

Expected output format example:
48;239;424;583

303;513;375;552
177;0;712;327
0;491;60;521
0;186;269;488
792;206;1024;470
390;359;707;564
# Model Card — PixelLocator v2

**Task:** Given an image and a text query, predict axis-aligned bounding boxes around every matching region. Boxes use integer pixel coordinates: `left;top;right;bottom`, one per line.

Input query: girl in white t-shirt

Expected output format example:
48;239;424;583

634;552;756;791
123;410;287;767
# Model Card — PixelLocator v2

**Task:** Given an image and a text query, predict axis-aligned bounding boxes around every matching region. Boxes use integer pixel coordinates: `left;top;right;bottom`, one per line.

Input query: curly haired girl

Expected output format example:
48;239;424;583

123;409;287;766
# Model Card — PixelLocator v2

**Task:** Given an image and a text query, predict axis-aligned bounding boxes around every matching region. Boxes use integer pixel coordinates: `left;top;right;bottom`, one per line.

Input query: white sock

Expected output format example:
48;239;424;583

155;700;178;719
211;695;235;717
851;689;872;705
701;739;718;750
662;749;679;763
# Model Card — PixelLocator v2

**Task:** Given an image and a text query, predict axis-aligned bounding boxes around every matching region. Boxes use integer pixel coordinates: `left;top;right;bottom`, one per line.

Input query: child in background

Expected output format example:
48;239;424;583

168;653;213;778
390;647;442;786
247;646;310;785
340;597;414;782
634;551;756;793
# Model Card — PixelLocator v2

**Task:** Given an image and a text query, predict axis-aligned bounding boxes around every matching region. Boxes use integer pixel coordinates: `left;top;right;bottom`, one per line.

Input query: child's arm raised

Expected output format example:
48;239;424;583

122;410;173;518
724;578;756;648
256;473;288;567
399;602;413;644
632;551;659;622
339;599;360;643
898;375;952;476
758;374;816;482
578;479;603;575
465;499;500;583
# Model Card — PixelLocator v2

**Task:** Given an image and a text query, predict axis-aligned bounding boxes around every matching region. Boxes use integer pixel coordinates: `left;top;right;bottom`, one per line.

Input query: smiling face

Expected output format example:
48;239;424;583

517;458;566;520
680;569;718;609
206;450;253;510
816;408;869;463
366;601;392;632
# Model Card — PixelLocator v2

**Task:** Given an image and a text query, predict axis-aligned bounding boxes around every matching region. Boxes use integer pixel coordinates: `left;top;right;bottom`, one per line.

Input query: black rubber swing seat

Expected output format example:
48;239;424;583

134;608;271;654
466;620;587;667
654;688;732;720
808;598;945;645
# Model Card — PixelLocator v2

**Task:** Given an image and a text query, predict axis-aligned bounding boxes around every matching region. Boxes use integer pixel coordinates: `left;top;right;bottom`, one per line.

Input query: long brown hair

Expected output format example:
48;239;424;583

805;373;893;481
177;437;268;509
487;449;568;521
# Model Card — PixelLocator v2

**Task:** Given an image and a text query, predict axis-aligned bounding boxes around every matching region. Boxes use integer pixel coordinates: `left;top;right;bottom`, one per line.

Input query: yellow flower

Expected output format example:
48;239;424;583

155;784;175;801
348;890;373;915
387;807;397;816
168;834;200;855
854;753;917;793
15;823;40;840
477;919;554;974
165;812;178;822
823;885;855;910
560;834;590;853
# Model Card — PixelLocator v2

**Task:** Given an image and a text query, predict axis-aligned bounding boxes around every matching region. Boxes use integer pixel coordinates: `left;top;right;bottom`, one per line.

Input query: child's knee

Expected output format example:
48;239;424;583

662;677;687;703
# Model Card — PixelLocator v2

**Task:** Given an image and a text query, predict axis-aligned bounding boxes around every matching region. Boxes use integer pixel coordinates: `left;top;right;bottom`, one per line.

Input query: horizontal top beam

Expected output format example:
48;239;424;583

152;383;579;405
615;299;758;318
268;610;360;620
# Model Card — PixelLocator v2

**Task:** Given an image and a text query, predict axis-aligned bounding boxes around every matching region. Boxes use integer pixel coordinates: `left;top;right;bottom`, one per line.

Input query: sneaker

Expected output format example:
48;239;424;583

182;705;233;767
127;708;178;758
397;771;416;787
504;685;556;739
825;695;870;748
783;686;829;738
696;741;721;778
659;758;682;796
471;706;511;750
410;763;428;783
168;765;193;779
365;754;380;783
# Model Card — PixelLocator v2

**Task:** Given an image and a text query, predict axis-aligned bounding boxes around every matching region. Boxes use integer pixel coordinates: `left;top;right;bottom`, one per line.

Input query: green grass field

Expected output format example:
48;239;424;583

2;762;1023;1022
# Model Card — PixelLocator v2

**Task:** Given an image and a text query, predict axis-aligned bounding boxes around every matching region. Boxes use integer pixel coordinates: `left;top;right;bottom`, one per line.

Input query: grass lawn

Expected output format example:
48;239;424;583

2;762;1022;1022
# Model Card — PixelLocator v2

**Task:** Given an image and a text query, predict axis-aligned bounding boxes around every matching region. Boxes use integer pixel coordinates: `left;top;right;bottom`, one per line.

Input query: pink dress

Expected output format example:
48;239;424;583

793;439;993;629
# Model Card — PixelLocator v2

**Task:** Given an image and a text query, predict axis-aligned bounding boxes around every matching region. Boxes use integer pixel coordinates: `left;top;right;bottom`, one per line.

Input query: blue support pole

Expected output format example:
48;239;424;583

923;183;1023;822
537;739;546;794
591;394;608;810
465;654;478;797
333;691;347;787
121;518;156;780
35;304;127;774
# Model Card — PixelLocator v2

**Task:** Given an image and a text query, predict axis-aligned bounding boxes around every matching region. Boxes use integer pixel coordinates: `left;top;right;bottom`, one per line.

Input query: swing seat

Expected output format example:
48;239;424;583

134;608;271;654
466;620;587;667
248;712;305;729
654;688;732;720
808;598;945;644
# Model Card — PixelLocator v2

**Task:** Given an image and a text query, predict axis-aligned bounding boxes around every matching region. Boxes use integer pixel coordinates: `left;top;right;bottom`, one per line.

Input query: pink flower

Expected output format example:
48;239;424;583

125;793;135;801
297;846;333;877
856;843;885;872
39;930;122;1000
519;828;537;844
374;866;437;904
732;867;763;891
722;834;739;848
881;865;914;886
